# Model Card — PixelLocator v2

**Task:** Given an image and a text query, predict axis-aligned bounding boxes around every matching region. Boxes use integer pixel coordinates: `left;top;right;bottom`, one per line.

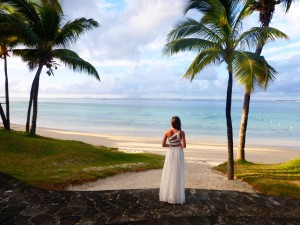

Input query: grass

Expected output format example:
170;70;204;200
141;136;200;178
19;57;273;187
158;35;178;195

214;159;300;199
0;129;164;190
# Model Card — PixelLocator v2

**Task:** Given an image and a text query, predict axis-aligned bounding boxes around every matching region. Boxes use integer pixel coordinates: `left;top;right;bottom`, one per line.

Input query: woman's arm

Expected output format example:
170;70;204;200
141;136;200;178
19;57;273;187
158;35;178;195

162;131;169;147
181;131;186;148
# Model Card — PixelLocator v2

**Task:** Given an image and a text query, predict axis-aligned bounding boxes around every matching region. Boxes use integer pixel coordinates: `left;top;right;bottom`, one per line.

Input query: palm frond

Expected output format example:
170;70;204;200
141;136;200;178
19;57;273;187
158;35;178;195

281;0;296;13
222;0;238;26
257;27;289;43
183;0;213;14
12;48;39;71
0;31;19;48
163;38;217;56
1;0;42;30
40;0;63;14
167;18;221;43
0;2;15;13
195;1;240;45
39;3;61;41
231;0;252;36
52;49;100;81
199;1;226;25
0;12;39;45
237;26;289;50
183;0;229;36
233;51;276;91
55;18;99;47
184;47;221;81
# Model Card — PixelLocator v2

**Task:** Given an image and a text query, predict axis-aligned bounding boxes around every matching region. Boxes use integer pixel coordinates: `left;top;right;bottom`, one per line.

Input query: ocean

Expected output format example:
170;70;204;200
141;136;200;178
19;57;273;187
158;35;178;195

9;98;300;149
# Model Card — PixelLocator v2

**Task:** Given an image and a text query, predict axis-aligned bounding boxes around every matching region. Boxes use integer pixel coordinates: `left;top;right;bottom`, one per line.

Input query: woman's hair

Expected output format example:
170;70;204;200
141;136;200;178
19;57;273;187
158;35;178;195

171;116;181;130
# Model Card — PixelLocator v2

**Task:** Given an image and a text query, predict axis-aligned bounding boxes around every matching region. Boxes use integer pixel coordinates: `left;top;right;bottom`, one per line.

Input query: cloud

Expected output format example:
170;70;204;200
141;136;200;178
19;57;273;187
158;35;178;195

271;3;300;39
61;0;183;64
42;62;230;100
267;54;300;94
4;0;300;101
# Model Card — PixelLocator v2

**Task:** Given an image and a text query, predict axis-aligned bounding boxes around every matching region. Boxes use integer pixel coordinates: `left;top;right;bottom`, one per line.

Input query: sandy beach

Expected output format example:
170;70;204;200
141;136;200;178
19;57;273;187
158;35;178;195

11;124;300;193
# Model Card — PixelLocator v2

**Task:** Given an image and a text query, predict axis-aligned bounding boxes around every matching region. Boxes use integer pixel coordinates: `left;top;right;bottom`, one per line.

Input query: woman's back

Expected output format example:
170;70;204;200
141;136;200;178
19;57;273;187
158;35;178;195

168;131;181;147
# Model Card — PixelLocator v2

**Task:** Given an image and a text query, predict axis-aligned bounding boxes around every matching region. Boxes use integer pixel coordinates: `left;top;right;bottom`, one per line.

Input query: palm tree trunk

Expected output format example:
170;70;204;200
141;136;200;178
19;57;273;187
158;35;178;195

0;103;8;129
29;64;43;135
237;90;251;161
26;76;37;132
4;54;10;130
226;70;234;180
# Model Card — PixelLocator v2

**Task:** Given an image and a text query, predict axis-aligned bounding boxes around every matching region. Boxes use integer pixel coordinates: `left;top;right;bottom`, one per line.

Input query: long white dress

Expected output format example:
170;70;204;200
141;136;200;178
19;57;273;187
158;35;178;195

159;131;185;204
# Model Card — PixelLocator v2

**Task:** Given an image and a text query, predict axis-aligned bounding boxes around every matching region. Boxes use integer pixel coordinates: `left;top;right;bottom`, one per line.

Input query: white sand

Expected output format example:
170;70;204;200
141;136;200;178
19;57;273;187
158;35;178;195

11;125;300;193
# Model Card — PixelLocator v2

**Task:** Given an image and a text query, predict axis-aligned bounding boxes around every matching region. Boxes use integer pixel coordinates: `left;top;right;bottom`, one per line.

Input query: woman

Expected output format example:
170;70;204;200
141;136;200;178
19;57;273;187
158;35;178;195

159;116;186;204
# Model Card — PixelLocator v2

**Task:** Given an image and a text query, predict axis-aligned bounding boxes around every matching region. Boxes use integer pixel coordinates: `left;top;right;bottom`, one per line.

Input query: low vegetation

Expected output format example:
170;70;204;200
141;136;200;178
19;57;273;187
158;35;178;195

214;159;300;199
0;129;164;190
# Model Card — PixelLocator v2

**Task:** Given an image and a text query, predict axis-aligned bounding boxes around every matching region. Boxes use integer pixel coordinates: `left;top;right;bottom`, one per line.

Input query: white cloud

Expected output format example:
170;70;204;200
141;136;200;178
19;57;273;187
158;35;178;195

271;3;300;39
62;0;183;63
3;0;300;100
263;42;300;55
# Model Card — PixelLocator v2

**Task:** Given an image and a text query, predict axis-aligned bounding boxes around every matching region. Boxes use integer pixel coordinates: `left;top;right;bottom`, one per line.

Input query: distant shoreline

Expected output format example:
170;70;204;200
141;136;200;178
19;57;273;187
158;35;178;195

8;96;300;103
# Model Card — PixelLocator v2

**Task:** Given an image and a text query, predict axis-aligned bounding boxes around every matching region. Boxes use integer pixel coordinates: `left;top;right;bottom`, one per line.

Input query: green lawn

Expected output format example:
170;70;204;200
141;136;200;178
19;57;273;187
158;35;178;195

214;159;300;199
0;129;164;189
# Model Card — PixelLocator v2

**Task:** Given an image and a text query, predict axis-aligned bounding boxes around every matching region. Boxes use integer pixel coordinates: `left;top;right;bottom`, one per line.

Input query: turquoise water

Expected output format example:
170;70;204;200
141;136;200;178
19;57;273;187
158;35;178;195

9;98;300;149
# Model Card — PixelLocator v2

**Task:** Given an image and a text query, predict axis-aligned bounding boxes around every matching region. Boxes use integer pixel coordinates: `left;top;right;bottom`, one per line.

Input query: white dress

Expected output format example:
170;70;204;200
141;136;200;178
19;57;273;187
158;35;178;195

159;131;185;204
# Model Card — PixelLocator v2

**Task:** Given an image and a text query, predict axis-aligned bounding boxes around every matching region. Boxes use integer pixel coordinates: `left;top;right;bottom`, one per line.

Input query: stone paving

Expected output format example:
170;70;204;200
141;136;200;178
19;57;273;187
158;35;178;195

1;172;300;225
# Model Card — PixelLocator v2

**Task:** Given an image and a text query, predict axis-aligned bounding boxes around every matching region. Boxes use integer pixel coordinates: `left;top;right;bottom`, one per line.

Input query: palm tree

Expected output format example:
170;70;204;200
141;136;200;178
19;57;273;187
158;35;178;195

0;0;63;131
0;3;14;130
0;38;13;130
0;41;9;130
237;0;294;161
2;0;100;135
236;45;280;162
163;0;287;179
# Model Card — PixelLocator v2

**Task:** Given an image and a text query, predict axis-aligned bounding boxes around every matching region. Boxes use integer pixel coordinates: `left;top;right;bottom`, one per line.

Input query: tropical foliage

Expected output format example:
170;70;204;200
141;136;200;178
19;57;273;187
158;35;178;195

164;0;287;179
0;0;100;135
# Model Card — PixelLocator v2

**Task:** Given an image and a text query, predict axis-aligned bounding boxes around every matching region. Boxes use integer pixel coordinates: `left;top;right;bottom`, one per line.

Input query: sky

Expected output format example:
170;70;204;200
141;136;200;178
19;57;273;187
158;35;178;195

1;0;300;100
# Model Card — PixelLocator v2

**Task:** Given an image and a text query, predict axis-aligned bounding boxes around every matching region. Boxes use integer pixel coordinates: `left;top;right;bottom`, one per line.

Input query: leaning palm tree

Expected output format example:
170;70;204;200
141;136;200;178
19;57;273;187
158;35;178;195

236;45;279;162
237;0;294;161
2;0;100;135
164;0;287;179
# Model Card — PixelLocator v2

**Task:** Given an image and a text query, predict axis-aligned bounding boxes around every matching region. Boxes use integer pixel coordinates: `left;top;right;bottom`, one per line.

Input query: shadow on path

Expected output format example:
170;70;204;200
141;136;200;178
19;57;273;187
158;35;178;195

1;172;299;225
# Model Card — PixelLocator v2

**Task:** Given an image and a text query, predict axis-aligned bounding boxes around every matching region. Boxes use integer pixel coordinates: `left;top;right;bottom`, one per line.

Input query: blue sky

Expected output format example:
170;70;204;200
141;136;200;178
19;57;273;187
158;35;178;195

1;0;300;100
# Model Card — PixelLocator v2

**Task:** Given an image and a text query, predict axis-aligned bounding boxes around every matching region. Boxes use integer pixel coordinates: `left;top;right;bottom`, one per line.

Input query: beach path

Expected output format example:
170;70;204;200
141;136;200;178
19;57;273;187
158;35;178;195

67;162;257;193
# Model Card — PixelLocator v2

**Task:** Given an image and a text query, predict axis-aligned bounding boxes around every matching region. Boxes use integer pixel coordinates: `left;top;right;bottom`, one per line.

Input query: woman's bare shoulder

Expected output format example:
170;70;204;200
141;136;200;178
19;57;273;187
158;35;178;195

164;129;172;136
